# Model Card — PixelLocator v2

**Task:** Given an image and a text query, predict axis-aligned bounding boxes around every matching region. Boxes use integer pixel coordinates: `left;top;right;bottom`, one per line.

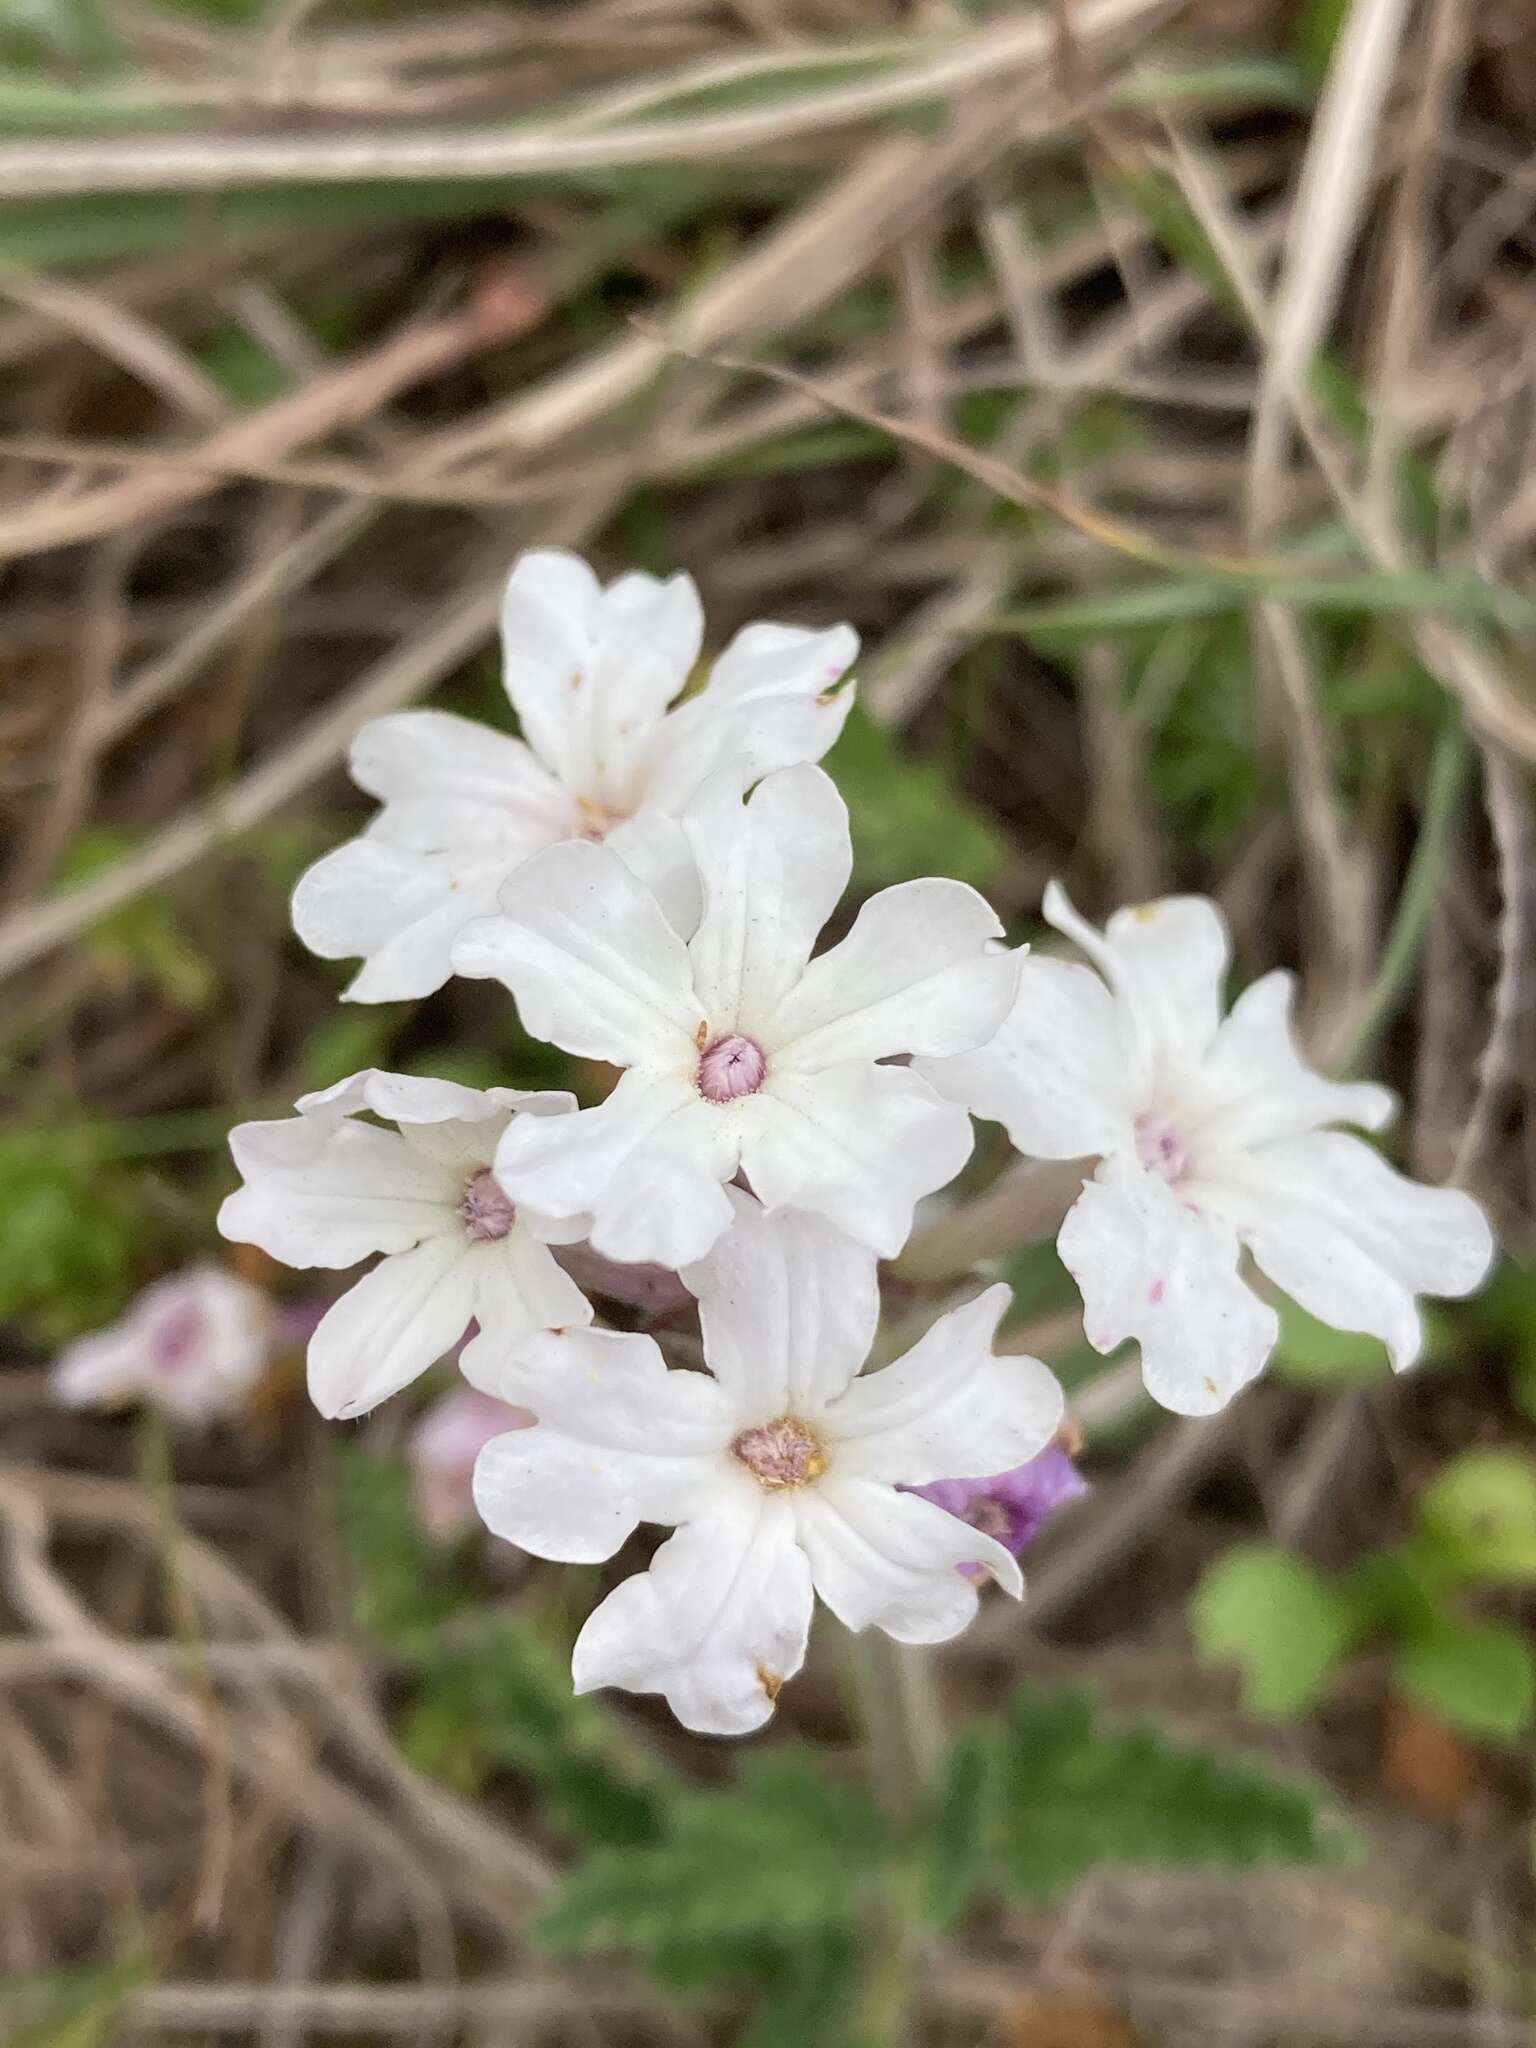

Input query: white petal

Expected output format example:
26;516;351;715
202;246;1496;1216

773;882;1014;1067
797;1479;1020;1641
518;1204;595;1248
471;1326;734;1556
500;550;701;803
1197;971;1395;1147
1045;880;1231;1079
592;568;704;782
916;953;1135;1161
291;835;517;1003
352;704;573;823
680;1190;880;1416
52;1323;148;1410
493;1069;739;1268
700;619;859;708
1211;1131;1495;1372
829;1285;1063;1485
409;1389;531;1541
1057;1161;1277;1415
220;1114;456;1269
604;811;702;938
739;1062;974;1258
295;1072;570;1178
296;1068;510;1126
458;1231;594;1389
572;1500;812;1736
348;708;573;834
639;621;857;813
307;1236;478;1419
497;547;605;787
452;839;702;1066
683;764;850;1034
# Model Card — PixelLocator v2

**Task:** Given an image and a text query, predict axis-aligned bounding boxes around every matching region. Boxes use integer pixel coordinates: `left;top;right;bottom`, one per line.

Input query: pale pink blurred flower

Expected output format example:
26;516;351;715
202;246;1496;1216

409;1387;533;1541
51;1264;276;1426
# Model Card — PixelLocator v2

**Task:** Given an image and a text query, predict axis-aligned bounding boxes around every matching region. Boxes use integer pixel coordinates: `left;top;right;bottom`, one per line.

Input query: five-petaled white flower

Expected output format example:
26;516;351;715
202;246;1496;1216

291;549;858;1000
51;1263;276;1426
468;1195;1063;1735
217;1069;592;1419
919;885;1495;1415
451;762;1019;1269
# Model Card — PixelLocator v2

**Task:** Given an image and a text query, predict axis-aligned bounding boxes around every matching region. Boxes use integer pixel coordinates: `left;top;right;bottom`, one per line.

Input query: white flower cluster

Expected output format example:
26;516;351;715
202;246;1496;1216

217;549;1495;1734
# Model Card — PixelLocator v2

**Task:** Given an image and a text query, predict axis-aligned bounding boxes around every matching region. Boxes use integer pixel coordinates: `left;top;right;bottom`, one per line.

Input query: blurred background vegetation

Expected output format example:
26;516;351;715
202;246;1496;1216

2;0;1536;2042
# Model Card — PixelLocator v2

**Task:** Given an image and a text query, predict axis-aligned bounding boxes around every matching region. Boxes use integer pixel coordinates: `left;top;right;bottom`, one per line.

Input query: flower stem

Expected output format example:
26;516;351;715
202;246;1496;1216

839;1629;943;2045
843;1628;943;1822
888;1157;1085;1286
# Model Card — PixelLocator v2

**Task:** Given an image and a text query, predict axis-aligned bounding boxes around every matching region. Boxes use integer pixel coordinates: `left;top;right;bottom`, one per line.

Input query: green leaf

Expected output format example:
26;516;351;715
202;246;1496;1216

1395;1617;1536;1742
925;1723;998;1930
1269;1297;1391;1389
1341;1546;1439;1638
991;1685;1357;1903
537;1750;891;1959
824;703;1005;893
1415;1452;1536;1586
1191;1546;1360;1716
992;564;1534;646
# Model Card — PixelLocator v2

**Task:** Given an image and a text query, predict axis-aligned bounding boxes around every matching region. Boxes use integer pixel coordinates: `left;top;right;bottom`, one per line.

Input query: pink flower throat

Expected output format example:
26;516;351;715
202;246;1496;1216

698;1033;766;1103
460;1168;516;1242
732;1416;826;1490
1135;1116;1190;1186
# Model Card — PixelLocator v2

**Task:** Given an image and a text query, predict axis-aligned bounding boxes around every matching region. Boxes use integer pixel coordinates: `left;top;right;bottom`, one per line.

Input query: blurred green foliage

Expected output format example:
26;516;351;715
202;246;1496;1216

1193;1448;1536;1742
0;1130;159;1341
0;1950;155;2048
62;831;216;1013
965;1685;1357;1902
333;1440;670;1846
539;1679;1351;2041
827;702;1006;894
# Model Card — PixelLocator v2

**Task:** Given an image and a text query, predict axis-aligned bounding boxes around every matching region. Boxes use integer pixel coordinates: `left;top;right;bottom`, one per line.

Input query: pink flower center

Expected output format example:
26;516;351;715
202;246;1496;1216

1135;1117;1190;1186
731;1416;826;1490
697;1033;766;1103
575;797;619;841
460;1168;516;1242
150;1299;204;1376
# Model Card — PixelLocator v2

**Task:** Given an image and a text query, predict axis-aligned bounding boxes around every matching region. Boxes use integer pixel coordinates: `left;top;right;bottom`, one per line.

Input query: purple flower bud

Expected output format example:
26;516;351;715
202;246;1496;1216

912;1445;1087;1578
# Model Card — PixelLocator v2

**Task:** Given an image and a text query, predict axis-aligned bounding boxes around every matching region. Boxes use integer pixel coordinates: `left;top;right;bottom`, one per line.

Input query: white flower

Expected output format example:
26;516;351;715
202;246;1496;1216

468;1195;1063;1735
217;1069;592;1419
291;549;858;1000
919;885;1496;1415
451;761;1019;1268
52;1263;276;1426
